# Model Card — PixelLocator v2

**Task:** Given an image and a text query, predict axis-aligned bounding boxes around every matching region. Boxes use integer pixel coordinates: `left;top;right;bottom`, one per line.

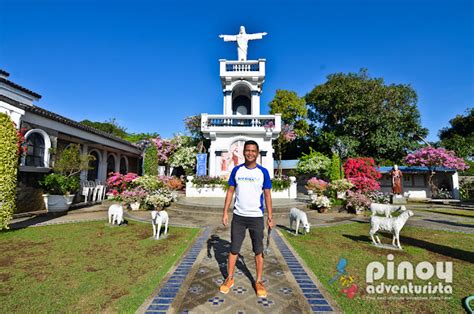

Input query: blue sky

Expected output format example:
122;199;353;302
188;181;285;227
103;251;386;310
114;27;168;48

1;0;472;142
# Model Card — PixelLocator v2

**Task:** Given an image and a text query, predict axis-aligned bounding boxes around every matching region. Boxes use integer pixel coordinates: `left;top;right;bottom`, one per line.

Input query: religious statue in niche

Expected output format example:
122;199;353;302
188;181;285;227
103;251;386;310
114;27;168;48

390;165;403;195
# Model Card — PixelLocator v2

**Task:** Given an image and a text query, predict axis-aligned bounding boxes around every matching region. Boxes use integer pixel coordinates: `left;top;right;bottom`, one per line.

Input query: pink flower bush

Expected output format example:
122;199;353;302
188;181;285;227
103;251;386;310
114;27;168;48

343;158;381;193
151;136;177;164
106;172;138;196
405;147;468;170
305;177;328;195
346;190;371;213
281;124;297;142
121;186;148;205
405;147;468;196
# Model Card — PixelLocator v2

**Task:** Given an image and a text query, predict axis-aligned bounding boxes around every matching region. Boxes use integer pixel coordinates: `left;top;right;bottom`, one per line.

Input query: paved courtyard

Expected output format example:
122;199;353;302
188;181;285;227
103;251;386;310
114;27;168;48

9;197;473;313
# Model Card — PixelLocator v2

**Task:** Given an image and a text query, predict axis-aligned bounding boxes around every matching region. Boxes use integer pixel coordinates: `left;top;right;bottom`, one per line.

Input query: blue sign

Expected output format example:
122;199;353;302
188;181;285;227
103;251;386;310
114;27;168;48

196;154;207;176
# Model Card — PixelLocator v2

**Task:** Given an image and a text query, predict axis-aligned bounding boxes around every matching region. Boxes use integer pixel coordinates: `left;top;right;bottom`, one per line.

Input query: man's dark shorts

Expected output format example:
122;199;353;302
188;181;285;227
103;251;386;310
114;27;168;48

230;213;264;255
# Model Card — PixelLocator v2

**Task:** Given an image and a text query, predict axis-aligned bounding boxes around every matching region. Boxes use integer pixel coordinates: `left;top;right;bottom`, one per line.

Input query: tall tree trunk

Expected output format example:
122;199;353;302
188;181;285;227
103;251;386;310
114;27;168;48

428;169;438;198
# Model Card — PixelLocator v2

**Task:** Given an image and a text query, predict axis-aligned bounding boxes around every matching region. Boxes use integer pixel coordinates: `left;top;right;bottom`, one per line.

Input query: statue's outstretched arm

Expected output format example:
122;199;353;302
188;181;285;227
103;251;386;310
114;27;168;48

247;32;268;40
219;34;237;42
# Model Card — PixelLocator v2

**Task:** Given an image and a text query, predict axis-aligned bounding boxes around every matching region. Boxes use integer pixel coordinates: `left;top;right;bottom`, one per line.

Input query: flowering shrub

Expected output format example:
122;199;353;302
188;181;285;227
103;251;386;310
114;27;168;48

121;187;148;205
309;195;331;209
145;188;177;209
329;179;354;193
343;158;381;192
296;148;331;177
134;175;164;192
106;172;139;196
168;146;197;174
17;127;27;156
152;136;176;164
272;175;292;192
159;176;184;190
305;177;328;195
436;188;452;199
346;190;371;213
192;176;226;188
368;191;390;204
405;147;468;196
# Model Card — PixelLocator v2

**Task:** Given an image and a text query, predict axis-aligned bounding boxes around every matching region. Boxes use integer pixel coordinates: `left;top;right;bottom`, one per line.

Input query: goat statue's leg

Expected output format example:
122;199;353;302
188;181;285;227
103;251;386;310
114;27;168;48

156;221;162;240
396;232;402;250
152;220;156;238
164;218;168;236
369;229;378;245
295;220;300;236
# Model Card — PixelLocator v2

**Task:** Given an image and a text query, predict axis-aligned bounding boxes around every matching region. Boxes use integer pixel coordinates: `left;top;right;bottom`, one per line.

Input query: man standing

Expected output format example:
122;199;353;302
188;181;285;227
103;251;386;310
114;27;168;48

220;140;274;298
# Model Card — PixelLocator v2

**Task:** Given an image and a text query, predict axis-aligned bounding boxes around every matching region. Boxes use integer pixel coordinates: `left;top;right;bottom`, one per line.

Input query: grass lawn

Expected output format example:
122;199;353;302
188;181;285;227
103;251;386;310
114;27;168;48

413;207;474;218
282;222;474;313
0;220;199;313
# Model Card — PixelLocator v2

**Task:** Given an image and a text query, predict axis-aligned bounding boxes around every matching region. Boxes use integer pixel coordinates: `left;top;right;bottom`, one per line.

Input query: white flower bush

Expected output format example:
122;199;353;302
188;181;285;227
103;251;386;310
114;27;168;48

145;188;177;209
169;146;197;174
310;195;331;208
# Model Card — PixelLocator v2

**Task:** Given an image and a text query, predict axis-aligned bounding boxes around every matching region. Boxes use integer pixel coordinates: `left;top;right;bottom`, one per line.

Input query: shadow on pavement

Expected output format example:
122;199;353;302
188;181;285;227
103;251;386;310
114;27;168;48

206;234;255;285
342;234;474;263
8;212;67;230
423;219;474;229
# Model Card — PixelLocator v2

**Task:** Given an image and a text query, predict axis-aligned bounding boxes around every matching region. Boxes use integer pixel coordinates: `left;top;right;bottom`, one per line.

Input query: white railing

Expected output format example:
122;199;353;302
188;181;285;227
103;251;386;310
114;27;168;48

201;114;280;130
219;59;266;77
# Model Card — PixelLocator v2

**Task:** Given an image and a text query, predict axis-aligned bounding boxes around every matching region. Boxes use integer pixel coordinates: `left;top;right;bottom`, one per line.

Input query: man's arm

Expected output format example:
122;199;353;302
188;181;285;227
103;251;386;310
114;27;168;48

247;32;267;40
264;189;274;229
222;186;235;226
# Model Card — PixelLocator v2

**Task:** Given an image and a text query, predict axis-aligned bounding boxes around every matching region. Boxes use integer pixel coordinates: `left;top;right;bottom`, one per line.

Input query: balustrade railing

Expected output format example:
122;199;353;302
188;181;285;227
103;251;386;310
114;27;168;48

225;62;259;72
201;114;281;131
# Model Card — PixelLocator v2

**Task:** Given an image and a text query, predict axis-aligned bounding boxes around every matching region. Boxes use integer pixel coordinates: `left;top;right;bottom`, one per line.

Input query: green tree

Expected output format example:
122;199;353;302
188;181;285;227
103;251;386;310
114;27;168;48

269;89;309;137
124;132;160;143
80;118;128;139
329;153;342;182
438;107;473;159
269;90;309;170
0;113;18;229
305;69;428;163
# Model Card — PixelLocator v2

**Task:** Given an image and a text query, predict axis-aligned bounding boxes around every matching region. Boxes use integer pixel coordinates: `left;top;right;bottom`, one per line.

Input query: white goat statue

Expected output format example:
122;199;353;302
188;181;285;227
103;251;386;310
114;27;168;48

108;204;124;225
369;210;414;250
289;207;310;235
370;203;406;218
151;210;169;240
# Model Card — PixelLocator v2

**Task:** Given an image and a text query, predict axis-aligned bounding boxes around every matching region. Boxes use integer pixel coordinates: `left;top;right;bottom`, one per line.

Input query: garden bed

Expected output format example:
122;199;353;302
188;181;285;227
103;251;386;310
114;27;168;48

0;220;199;312
281;222;473;313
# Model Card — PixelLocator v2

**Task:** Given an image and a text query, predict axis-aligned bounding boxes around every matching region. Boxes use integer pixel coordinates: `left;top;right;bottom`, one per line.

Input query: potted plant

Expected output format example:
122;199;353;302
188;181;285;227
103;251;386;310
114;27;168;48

309;194;331;213
305;177;328;195
329;179;354;199
41;144;93;212
346;190;371;215
121;187;147;210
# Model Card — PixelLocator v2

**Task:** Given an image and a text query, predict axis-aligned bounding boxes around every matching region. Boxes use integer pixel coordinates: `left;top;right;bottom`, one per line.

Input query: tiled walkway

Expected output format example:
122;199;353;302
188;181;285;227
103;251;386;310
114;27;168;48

142;225;337;313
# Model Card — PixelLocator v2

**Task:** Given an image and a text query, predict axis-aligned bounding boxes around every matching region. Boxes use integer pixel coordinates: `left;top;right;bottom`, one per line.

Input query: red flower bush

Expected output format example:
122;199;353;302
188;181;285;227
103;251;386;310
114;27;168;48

106;172;139;196
343;157;381;193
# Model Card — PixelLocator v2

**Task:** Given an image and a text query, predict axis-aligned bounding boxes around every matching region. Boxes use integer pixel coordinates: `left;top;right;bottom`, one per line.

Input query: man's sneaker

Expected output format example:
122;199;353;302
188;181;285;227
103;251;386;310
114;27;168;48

255;281;267;298
219;277;234;294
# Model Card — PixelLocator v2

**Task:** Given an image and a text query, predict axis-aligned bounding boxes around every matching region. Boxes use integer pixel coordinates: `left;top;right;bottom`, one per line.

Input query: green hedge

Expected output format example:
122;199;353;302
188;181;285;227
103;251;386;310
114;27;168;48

0;113;19;229
143;143;158;175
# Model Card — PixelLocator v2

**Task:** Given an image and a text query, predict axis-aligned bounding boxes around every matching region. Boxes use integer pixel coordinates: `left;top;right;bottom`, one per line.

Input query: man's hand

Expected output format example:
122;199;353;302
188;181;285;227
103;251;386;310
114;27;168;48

219;34;224;38
267;217;274;229
222;213;229;227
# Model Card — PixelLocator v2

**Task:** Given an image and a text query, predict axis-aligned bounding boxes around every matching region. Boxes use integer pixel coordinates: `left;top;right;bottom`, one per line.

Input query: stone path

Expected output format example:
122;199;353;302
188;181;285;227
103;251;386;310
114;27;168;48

139;225;338;313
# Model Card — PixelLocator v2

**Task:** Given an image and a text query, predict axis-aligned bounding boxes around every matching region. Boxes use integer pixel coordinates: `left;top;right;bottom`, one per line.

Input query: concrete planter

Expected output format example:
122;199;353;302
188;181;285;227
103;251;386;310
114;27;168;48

185;176;298;199
43;194;75;212
130;202;140;211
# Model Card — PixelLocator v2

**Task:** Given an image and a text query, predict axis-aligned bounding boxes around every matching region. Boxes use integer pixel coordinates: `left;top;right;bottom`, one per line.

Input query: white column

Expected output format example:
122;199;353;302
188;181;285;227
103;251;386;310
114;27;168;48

209;144;216;177
99;151;108;182
224;91;232;115
115;154;120;173
452;171;460;200
251;91;260;115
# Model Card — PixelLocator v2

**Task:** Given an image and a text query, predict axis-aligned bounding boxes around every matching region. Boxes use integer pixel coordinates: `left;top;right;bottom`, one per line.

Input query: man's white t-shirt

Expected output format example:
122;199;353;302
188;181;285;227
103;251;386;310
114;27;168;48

228;164;272;217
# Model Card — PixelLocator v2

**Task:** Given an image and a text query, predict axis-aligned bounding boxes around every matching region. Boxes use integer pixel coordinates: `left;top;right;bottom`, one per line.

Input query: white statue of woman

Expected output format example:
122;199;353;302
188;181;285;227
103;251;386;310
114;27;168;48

219;26;267;61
